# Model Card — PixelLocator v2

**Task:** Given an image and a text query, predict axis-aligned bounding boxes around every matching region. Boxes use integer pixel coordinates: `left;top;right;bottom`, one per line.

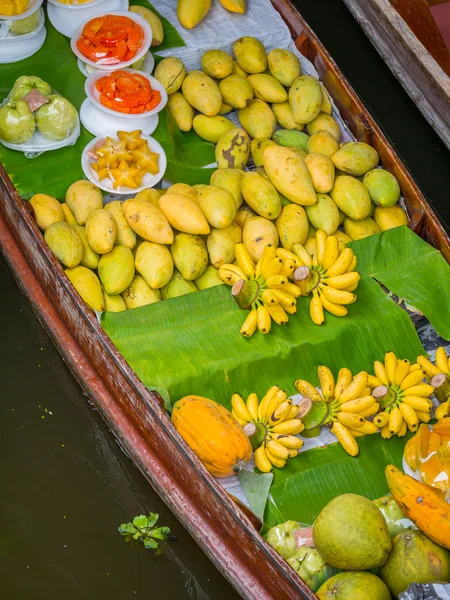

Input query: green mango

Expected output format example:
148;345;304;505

331;175;372;221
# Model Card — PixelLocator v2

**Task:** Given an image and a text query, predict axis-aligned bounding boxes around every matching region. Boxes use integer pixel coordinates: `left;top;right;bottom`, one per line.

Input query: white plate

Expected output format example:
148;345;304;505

85;69;167;119
81;132;166;194
0;6;44;40
77;50;154;77
70;10;151;69
80;98;158;136
47;0;128;38
0;0;43;21
0;20;45;63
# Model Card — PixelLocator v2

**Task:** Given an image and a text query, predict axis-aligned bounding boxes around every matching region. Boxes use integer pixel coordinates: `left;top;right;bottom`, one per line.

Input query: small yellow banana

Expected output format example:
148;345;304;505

402;396;432;412
271;419;304;435
218;264;247;285
399;402;418;432
254;445;272;473
232;414;247;426
339;371;368;403
291;243;313;268
258;385;280;421
315;229;328;265
435;346;449;373
262;257;284;279
234;243;255;278
359;402;380;418
282;302;297;315
318;365;335;401
268;399;292;425
339;395;375;413
394;359;410;386
374;360;389;386
231;393;252;422
331;422;358;456
265;389;286;421
325;248;354;277
409;363;421;372
261;289;279;306
266;439;290;460
265;446;287;468
280;259;296;278
381;423;393;439
271;289;296;307
270;433;304;449
388;406;403;434
267;303;288;325
319;291;348;317
355;420;378;434
321;286;356;306
337;412;365;428
334;368;353;401
324;272;360;290
322;235;340;271
294;379;323;402
398;419;408;437
276;247;302;268
400;369;425;390
240;309;258;337
374;412;389;428
286;404;300;420
280;282;302;298
256;304;271;334
246;392;259;421
416;410;431;423
257;244;277;278
417;355;441;380
310;291;324;325
288;449;299;459
402;383;434;397
347;255;357;273
265;274;288;288
367;374;382;389
435;401;450;420
384;351;398;385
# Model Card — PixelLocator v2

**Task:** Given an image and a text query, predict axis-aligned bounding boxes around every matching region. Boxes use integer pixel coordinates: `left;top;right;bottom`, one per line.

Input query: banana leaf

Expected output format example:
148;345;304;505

264;434;409;528
349;227;450;340
0;4;215;197
102;230;429;408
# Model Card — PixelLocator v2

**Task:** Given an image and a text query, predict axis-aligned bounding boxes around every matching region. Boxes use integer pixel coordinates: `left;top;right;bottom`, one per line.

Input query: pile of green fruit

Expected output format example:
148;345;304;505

155;37;408;242
0;76;78;145
266;492;450;599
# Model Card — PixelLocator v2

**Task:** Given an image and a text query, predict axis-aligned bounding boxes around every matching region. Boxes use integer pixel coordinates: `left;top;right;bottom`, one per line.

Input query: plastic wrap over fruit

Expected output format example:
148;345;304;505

404;421;450;502
399;582;450;599
287;547;333;592
0;75;80;157
265;520;314;559
373;494;417;538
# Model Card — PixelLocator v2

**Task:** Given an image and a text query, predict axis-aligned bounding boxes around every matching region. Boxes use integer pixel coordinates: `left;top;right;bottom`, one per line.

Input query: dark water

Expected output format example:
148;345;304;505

0;258;238;600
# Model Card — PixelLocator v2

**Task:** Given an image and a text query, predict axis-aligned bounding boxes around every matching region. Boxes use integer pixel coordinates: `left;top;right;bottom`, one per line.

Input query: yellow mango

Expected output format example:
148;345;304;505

304;236;316;255
122;199;173;244
332;142;379;176
98;246;135;295
243;216;278;262
289;75;322;125
166;183;198;204
192;114;234;143
159;193;210;235
219;100;233;114
71;224;100;270
210;168;243;209
207;223;242;268
167;92;194;132
267;48;301;87
234;204;255;229
320;83;332;114
334;230;352;244
306;130;339;158
195;265;223;290
105;201;136;249
373;205;408;231
129;6;164;47
85;209;117;254
181;70;222;116
231;60;247;78
305;194;340;235
238;99;277;139
233;36;267;74
30;193;65;231
122;274;161;309
197;185;237;228
154;57;186;94
276;204;308;250
331;175;372;221
133;189;161;206
201;49;233;79
219;75;253;109
251;138;278;168
272;101;303;131
61;203;77;226
215;127;250;170
161;270;198;299
344;216;381;240
218;0;246;13
65;266;104;312
263;146;317;206
103;290;127;313
45;222;83;268
177;0;211;29
304;153;335;194
135;241;174;289
171;233;208;280
247;74;287;103
363;169;401;207
306;113;341;140
241;171;282;220
65;180;103;225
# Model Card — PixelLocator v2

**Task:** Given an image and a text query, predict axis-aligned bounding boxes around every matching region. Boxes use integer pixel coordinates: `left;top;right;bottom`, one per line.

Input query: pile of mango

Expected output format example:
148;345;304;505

155;37;408;242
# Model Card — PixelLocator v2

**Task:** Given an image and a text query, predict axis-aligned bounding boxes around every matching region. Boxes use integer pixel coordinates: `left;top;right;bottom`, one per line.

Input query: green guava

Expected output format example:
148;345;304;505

0;99;35;143
9;10;40;35
287;547;333;592
266;520;302;559
373;494;417;538
36;95;78;141
11;76;51;101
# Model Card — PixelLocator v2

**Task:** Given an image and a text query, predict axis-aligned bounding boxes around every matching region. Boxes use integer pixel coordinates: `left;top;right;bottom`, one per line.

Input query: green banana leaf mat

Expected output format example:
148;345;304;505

0;2;215;200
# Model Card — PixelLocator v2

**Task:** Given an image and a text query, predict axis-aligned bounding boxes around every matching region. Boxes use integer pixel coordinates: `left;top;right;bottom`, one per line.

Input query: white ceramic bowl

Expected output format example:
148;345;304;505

0;11;46;63
70;10;151;69
81;132;166;194
85;69;167;119
77;50;155;77
80;98;159;137
0;0;43;21
47;0;128;38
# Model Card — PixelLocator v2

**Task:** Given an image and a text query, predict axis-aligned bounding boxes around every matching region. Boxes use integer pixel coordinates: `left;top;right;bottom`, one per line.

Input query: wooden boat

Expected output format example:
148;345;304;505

0;2;449;598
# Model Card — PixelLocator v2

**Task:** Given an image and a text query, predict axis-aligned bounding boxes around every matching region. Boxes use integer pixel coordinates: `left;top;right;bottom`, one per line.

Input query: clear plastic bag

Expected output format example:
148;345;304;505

0;74;80;157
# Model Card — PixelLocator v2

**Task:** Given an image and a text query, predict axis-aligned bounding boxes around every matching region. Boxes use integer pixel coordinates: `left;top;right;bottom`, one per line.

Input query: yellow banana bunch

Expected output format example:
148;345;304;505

230;385;305;472
219;244;301;337
291;229;360;325
295;366;378;456
370;351;435;437
418;346;450;418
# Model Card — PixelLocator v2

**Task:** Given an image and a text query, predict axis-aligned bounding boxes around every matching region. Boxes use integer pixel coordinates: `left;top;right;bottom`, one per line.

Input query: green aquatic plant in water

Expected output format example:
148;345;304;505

118;513;176;550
